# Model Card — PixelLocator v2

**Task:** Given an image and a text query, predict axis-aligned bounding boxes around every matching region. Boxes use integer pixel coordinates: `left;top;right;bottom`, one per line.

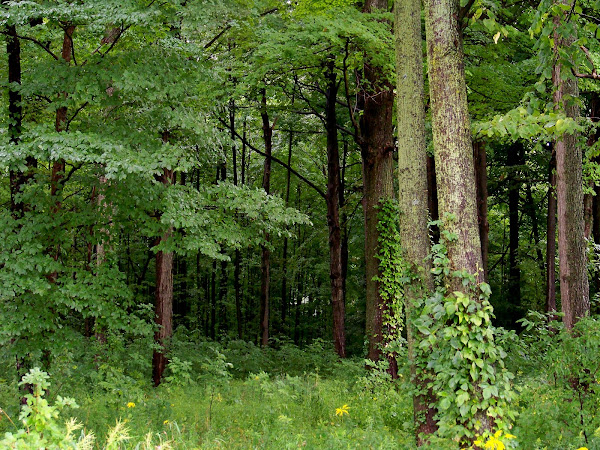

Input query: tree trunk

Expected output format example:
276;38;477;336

552;9;590;328
324;61;346;358
280;128;294;333
396;0;438;441
473;141;489;280
524;183;546;278
152;162;175;387
48;25;75;283
259;88;272;347
425;0;483;288
546;150;558;313
361;0;396;367
7;19;35;217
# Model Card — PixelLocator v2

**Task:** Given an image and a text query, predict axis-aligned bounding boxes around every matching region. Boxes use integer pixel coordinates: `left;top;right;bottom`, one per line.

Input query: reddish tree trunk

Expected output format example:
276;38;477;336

153;163;175;387
325;61;346;358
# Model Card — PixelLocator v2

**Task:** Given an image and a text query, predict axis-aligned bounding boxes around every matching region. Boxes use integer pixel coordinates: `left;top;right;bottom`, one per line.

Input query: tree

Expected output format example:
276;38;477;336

552;0;590;328
395;0;438;441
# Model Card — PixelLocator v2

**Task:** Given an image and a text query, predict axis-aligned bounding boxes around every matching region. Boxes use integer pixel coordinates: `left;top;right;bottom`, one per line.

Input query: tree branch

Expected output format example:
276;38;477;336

0;31;58;60
217;116;326;199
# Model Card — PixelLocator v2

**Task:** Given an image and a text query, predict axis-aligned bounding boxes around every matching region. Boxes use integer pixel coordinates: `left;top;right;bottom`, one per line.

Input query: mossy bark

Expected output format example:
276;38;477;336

395;0;437;441
425;0;484;287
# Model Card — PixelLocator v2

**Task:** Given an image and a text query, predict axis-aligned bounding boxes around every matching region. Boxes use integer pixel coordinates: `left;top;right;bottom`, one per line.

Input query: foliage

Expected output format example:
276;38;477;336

412;221;516;444
374;199;408;357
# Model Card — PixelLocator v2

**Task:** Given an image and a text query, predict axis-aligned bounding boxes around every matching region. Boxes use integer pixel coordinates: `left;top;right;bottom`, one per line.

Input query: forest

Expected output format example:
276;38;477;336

1;0;600;448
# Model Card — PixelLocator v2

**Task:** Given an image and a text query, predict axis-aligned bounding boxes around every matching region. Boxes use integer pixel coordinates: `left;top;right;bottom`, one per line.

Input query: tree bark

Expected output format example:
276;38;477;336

396;0;438;441
259;88;272;347
425;0;484;288
361;0;396;368
552;8;590;328
152;160;175;387
324;61;346;358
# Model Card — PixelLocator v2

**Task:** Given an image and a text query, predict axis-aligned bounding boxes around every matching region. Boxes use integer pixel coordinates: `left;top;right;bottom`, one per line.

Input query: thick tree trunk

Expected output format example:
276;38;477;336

361;0;396;368
396;0;438;441
425;0;484;288
507;142;522;312
473;141;489;280
260;88;272;347
546;151;558;313
325;61;346;358
552;11;590;328
152;164;175;387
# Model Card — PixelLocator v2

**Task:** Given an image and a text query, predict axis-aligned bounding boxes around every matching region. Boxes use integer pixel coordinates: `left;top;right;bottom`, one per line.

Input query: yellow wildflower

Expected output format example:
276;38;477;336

335;404;349;417
576;448;589;450
163;420;169;425
127;402;135;408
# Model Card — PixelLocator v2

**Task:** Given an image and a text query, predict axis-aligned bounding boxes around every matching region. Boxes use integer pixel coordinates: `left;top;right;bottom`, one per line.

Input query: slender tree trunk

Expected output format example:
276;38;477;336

152;159;175;387
7;19;34;217
361;0;396;367
280;128;294;332
396;0;438;441
324;61;346;358
473;141;489;280
507;142;522;313
546;150;558;312
552;9;590;328
259;88;272;347
48;25;75;283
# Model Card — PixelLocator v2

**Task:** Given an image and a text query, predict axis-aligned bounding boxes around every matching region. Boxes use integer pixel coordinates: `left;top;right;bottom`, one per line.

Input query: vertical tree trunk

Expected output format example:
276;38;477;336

396;0;438;441
7;19;34;217
361;0;396;367
280;128;294;333
473;141;489;280
152;159;175;387
425;0;483;288
48;25;75;284
259;88;272;347
324;61;346;358
507;142;522;313
552;9;590;328
546;150;558;312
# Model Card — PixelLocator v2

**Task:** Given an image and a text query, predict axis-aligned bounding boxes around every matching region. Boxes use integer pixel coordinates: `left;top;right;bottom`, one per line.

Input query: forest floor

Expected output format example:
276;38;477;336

1;324;600;449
